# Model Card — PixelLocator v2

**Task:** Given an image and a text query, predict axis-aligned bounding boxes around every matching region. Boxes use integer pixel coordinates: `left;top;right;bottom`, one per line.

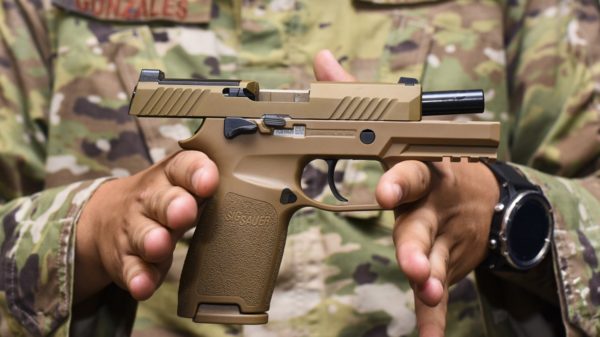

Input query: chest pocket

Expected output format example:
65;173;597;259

358;0;506;90
50;0;215;80
362;0;509;142
44;0;215;187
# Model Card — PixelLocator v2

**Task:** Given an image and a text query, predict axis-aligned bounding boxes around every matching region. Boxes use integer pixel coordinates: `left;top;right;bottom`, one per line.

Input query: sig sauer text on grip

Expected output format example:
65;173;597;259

129;69;500;325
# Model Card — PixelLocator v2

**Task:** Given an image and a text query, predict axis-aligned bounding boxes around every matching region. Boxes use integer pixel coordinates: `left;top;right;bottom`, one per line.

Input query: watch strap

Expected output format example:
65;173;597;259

485;161;538;192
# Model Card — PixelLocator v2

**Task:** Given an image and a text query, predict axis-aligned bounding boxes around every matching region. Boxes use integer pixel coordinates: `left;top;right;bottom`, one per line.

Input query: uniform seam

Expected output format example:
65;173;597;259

57;205;79;329
554;228;594;336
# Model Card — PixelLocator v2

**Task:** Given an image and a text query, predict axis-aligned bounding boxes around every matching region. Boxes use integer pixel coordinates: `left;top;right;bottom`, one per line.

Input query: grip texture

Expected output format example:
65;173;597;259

178;192;288;324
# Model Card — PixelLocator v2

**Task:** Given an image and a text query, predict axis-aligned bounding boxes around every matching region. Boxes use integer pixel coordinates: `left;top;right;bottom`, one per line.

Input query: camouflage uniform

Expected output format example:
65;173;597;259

0;0;598;336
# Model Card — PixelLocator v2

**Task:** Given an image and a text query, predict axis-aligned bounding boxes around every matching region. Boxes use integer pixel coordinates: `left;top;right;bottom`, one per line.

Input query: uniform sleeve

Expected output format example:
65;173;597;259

0;0;135;336
0;179;110;336
478;0;600;335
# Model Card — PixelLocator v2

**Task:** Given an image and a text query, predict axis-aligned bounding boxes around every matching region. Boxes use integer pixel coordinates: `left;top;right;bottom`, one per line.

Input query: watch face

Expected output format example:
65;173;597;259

505;192;553;269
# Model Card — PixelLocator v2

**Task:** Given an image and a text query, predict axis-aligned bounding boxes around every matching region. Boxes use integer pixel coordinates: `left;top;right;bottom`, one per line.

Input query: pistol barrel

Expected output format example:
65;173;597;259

421;90;484;116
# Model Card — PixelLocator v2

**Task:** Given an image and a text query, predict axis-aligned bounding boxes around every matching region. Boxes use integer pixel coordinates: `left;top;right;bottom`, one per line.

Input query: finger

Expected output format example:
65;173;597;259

393;207;438;285
415;290;448;337
143;185;198;232
164;150;219;199
415;235;450;307
129;215;173;263
313;49;357;82
166;191;198;234
122;254;161;300
376;160;431;209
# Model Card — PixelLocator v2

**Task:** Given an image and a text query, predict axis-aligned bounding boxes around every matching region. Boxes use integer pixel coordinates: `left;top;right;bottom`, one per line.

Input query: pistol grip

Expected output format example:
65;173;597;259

178;189;291;324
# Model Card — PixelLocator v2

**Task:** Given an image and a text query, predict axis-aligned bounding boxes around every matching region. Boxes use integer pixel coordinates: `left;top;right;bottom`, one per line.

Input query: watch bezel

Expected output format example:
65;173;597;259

498;190;553;270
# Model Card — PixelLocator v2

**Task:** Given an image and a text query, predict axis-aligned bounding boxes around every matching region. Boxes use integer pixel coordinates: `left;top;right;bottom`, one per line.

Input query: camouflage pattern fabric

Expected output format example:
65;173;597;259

0;0;598;336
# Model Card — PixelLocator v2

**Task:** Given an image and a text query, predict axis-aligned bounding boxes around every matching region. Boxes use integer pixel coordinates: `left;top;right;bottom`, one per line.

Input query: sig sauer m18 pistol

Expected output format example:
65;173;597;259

128;69;499;325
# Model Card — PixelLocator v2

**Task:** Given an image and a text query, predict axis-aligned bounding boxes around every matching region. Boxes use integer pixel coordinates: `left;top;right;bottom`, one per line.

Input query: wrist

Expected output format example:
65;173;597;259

473;162;500;264
74;179;115;303
450;161;499;270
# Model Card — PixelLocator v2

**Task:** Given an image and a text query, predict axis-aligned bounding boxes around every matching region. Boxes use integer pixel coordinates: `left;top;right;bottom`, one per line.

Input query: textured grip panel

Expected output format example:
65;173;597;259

179;192;287;320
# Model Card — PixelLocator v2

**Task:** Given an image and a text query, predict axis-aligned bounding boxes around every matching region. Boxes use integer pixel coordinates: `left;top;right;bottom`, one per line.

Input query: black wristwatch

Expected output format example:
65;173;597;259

481;161;554;271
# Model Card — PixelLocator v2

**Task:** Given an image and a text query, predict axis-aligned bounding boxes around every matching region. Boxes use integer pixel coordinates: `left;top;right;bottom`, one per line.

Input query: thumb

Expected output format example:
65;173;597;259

313;50;356;82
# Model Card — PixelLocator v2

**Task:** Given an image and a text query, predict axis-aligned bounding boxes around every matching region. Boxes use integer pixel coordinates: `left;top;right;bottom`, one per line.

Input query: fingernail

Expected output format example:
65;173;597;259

129;273;155;300
391;183;403;201
146;227;164;243
191;168;205;190
130;274;144;288
414;252;428;267
167;196;186;217
143;228;164;259
319;50;341;67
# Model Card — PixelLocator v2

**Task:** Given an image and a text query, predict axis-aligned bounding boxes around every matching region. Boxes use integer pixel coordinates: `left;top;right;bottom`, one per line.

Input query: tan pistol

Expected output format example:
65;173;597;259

129;69;500;325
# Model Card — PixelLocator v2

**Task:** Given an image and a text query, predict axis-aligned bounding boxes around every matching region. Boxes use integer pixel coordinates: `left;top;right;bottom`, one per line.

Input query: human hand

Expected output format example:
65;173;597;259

313;49;499;336
75;151;218;302
376;160;497;336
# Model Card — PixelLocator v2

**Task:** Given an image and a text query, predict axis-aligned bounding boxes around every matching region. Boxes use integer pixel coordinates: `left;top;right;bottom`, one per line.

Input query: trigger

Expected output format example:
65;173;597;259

326;159;348;202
